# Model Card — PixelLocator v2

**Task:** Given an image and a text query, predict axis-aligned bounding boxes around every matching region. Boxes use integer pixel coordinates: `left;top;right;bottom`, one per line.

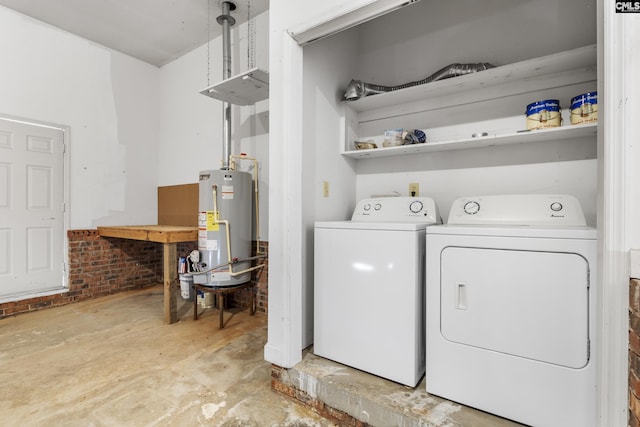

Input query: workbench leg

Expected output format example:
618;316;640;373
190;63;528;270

163;242;178;324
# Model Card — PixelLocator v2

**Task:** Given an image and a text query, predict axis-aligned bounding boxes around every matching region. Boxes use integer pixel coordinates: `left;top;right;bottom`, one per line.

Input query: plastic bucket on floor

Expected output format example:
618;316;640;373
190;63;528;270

201;292;215;308
179;274;194;301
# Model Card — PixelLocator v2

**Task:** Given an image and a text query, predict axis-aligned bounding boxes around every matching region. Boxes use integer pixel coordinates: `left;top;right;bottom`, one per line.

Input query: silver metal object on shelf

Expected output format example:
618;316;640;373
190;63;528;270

344;62;496;101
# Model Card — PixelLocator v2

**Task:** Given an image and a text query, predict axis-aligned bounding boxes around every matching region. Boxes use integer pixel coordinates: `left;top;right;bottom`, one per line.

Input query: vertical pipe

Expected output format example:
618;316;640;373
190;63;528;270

218;1;236;169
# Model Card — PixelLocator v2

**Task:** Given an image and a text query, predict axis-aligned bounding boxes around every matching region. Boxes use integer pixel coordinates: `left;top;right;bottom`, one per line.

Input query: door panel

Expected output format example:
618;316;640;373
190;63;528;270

0;229;9;275
0;119;65;297
0;162;9;207
441;247;589;368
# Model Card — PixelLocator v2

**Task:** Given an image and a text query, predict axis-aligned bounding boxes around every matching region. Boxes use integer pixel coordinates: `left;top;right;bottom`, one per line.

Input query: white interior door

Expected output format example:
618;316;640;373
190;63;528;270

0;118;65;299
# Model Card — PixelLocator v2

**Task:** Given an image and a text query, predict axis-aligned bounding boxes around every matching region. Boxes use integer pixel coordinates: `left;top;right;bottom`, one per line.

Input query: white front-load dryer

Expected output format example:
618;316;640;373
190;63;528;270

425;195;596;427
314;197;440;387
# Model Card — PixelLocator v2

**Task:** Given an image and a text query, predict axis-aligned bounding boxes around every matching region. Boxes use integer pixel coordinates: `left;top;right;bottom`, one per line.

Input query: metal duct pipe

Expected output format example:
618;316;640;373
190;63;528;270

217;1;236;169
343;62;496;101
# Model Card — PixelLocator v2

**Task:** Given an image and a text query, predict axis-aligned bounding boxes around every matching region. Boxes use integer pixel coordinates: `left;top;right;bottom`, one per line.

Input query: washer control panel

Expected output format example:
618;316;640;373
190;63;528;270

448;194;587;226
352;197;441;224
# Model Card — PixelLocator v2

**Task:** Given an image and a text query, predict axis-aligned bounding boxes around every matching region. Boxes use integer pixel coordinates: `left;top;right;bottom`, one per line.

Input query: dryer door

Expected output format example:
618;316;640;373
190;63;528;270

440;247;589;368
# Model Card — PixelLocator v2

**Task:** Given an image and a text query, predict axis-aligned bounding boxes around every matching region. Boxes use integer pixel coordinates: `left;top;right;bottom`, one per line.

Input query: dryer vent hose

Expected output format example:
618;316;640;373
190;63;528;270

343;62;496;101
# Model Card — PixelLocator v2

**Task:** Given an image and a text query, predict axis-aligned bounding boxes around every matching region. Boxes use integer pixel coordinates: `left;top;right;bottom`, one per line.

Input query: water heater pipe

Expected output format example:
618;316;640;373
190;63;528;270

185;255;266;278
211;184;265;278
217;1;236;170
229;153;265;255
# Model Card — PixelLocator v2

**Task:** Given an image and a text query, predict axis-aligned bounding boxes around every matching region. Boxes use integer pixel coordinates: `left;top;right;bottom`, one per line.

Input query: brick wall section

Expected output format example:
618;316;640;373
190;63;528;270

68;230;164;295
0;230;268;319
630;279;640;426
271;364;371;427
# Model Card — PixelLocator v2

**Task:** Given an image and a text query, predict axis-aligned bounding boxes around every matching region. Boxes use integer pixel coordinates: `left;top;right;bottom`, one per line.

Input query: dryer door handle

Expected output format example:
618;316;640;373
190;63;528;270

456;282;468;310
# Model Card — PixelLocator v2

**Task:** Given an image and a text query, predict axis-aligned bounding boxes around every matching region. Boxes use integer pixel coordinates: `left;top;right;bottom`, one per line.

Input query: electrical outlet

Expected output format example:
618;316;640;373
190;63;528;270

409;183;419;197
323;181;330;197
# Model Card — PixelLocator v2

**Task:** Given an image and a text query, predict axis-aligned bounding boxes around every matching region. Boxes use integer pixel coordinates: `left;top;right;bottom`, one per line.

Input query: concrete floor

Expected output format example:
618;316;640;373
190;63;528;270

0;286;336;427
0;285;525;427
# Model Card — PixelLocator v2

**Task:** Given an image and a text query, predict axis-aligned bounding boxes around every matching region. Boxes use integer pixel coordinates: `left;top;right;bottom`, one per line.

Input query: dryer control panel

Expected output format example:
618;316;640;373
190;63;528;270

447;194;587;226
351;197;441;223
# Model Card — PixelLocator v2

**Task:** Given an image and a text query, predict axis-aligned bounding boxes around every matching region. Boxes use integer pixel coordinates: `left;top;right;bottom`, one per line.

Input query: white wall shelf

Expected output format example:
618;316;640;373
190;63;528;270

342;123;597;159
200;67;269;105
346;44;596;115
341;44;597;159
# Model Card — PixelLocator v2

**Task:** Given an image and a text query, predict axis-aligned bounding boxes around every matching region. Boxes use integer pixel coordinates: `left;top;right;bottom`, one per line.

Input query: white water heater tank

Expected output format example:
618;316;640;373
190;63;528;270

197;169;252;287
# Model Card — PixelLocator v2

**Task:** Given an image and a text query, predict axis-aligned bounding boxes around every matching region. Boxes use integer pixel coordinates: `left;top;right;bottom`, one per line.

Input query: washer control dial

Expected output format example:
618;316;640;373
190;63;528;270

409;200;423;213
550;202;563;212
463;201;480;215
363;203;371;211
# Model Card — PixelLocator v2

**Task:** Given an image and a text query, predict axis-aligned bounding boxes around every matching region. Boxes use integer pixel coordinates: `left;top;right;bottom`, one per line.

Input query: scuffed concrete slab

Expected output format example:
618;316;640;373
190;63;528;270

277;350;525;427
0;286;336;427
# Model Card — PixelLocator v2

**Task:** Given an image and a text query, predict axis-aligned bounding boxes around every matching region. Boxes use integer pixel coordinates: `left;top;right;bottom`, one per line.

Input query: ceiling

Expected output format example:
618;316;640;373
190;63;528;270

0;0;268;67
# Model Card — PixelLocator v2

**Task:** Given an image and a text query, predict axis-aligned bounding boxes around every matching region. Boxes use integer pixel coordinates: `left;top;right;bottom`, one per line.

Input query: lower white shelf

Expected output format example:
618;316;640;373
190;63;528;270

341;123;597;159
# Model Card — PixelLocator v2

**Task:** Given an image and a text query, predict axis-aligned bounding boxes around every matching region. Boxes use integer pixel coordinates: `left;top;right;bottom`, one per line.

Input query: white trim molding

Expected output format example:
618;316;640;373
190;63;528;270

264;30;305;368
598;1;629;425
287;0;414;45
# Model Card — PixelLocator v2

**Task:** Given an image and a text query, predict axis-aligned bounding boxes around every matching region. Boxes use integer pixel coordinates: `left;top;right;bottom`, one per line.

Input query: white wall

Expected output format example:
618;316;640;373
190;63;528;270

353;0;597;85
356;159;597;225
157;11;269;239
305;30;358;222
0;6;160;229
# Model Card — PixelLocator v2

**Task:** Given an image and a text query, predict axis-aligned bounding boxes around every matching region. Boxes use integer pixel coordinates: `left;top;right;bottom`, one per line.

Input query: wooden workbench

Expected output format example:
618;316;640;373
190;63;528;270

97;225;198;324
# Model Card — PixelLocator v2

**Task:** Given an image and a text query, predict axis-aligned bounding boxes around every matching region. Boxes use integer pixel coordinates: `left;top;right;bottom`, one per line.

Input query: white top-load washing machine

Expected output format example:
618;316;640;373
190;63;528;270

425;194;596;427
314;197;440;387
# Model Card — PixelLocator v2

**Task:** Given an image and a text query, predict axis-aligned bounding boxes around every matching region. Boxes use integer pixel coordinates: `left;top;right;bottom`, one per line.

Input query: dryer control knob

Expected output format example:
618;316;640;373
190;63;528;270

463;201;480;215
409;200;423;213
550;202;563;212
374;203;382;210
363;203;371;211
